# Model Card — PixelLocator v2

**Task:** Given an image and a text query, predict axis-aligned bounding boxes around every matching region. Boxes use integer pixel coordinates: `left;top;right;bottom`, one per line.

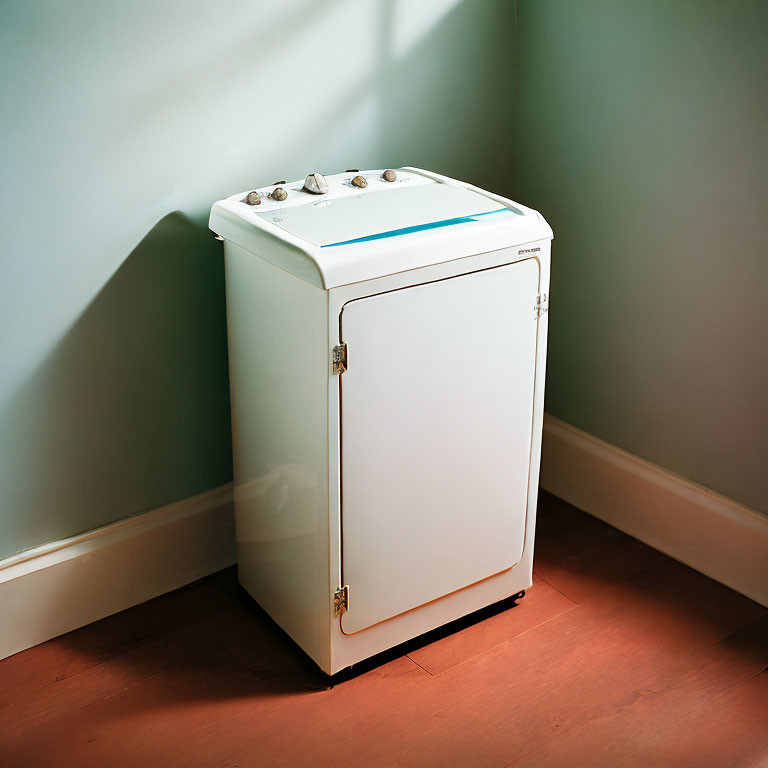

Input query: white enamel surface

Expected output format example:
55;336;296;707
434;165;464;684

257;183;501;246
224;242;330;665
326;243;551;673
218;168;552;674
338;261;539;634
209;168;552;288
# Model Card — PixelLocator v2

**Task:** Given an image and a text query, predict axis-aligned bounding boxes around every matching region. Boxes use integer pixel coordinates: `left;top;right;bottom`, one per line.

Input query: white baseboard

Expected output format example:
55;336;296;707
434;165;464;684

0;484;235;661
4;420;765;662
540;414;768;608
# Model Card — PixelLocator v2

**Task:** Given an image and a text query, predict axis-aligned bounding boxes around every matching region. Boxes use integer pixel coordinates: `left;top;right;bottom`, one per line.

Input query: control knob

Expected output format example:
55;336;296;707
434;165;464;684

351;175;368;189
382;169;397;182
304;172;329;195
270;186;288;202
244;191;261;206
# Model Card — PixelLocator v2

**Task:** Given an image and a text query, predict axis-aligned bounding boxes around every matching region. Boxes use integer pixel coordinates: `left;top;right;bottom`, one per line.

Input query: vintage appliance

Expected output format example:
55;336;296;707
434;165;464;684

209;167;553;674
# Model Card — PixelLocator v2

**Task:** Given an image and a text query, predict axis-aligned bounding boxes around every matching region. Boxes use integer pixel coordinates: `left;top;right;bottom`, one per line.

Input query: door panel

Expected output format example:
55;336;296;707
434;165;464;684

340;260;539;634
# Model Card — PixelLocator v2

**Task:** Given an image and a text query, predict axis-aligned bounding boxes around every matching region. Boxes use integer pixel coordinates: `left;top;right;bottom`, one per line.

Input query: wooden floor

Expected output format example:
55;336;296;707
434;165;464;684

1;492;767;768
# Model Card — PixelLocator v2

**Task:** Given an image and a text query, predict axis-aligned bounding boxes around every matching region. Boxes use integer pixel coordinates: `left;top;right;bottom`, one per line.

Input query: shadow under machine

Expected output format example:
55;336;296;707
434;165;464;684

210;168;553;674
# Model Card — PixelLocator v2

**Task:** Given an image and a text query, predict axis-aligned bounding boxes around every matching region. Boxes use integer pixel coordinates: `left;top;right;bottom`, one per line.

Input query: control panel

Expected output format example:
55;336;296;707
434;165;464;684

226;169;433;214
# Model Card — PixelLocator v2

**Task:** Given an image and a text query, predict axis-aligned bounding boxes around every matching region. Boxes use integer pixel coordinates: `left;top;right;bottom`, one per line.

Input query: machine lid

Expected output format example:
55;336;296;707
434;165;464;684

209;167;554;289
255;183;505;247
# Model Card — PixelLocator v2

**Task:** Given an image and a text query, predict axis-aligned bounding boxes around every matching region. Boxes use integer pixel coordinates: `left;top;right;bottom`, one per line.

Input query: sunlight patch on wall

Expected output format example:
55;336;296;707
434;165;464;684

392;0;466;59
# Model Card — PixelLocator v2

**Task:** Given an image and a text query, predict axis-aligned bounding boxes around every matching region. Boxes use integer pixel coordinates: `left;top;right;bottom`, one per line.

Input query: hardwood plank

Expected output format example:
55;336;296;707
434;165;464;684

212;655;436;768
0;576;238;707
379;560;765;768
0;596;333;751
0;648;428;768
0;648;268;768
0;619;222;749
218;559;766;768
2;494;765;768
511;614;768;767
673;670;768;768
533;491;667;603
407;574;577;676
214;602;321;682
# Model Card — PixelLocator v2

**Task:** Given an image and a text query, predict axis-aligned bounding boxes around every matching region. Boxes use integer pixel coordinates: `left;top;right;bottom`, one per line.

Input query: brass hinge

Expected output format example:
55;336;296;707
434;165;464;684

332;343;348;375
334;585;349;616
535;293;549;319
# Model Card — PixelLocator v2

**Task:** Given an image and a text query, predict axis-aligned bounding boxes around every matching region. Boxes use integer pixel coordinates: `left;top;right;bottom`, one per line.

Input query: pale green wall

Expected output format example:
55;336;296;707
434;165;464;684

513;0;768;512
5;0;764;562
0;0;515;559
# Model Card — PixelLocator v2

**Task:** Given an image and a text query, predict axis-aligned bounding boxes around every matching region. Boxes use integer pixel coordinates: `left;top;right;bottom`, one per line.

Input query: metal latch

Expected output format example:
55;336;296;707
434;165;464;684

334;585;349;616
332;343;348;375
535;293;549;319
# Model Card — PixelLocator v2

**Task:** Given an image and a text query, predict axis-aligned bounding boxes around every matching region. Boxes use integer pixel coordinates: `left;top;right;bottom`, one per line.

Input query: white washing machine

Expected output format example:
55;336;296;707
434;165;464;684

209;167;552;674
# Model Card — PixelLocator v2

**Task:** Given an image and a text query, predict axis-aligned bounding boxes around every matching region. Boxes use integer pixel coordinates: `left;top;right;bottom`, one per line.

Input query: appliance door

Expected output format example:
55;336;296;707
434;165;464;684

339;258;540;634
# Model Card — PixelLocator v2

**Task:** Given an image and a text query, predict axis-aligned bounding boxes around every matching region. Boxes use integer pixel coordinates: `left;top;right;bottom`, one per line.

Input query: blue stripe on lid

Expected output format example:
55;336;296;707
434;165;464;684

320;208;515;248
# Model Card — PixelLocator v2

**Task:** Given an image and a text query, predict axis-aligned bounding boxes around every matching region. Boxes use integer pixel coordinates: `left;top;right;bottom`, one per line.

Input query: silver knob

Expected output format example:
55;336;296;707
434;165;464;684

270;187;288;201
244;191;261;205
304;172;329;195
351;175;368;189
382;169;397;182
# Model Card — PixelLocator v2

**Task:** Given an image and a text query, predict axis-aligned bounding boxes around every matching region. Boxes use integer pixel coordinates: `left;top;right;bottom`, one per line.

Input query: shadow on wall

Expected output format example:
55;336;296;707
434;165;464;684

0;213;232;558
0;0;517;560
